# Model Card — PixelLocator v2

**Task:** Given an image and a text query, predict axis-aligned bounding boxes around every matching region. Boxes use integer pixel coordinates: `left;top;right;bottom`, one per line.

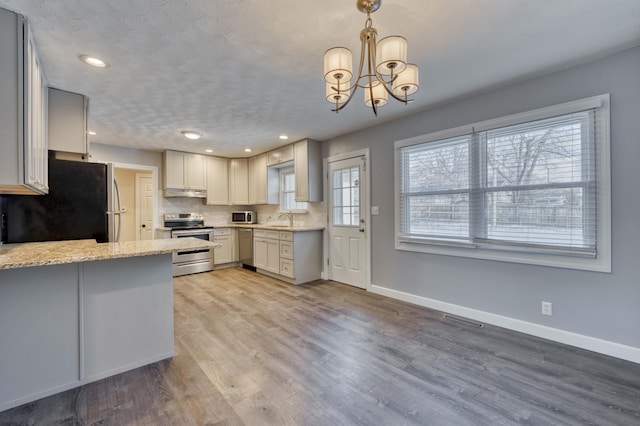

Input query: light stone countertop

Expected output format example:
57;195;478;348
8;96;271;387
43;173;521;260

0;238;218;270
207;224;325;232
155;224;324;233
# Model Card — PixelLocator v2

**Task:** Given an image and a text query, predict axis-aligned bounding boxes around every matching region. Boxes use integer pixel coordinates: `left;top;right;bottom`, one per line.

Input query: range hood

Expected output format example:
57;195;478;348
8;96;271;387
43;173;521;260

163;188;207;198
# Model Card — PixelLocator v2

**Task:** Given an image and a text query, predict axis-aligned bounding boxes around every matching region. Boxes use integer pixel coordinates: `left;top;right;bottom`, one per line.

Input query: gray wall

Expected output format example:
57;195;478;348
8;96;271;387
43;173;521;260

324;47;640;349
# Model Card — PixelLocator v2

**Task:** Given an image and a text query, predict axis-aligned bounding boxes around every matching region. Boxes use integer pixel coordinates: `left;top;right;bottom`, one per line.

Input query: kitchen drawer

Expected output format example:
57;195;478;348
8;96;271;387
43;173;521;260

213;228;231;236
253;229;266;238
265;230;280;240
279;231;293;241
279;259;294;278
280;241;293;259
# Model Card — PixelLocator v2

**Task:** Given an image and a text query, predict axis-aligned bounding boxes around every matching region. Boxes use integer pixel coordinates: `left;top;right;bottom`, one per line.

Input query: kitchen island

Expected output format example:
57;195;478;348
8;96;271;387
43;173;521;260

0;238;215;412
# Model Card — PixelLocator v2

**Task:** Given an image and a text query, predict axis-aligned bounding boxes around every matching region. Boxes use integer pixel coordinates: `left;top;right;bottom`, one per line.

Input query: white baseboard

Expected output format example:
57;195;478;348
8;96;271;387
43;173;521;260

370;284;640;364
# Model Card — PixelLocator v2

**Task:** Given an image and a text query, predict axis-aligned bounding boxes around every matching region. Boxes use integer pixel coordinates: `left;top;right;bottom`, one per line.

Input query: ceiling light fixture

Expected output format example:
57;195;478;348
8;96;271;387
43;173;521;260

205;149;213;153
79;55;108;68
87;131;96;136
181;131;202;140
323;0;419;116
244;148;252;153
279;135;289;140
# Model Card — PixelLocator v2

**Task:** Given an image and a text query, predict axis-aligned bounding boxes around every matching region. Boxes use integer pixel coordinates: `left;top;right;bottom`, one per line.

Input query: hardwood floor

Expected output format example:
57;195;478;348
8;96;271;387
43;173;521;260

1;267;639;425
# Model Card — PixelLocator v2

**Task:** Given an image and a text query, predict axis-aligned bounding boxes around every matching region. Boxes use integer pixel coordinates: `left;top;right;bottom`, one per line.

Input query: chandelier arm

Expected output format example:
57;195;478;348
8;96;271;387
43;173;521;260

366;28;379;116
373;66;413;104
331;87;358;112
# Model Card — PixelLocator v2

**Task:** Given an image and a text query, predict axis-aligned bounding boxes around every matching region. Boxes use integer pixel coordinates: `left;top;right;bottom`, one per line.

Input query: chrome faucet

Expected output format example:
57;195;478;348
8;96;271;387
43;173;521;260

278;212;294;227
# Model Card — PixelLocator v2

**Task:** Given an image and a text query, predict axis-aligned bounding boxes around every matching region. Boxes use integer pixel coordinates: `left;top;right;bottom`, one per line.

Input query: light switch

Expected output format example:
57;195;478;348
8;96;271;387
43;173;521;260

371;206;379;215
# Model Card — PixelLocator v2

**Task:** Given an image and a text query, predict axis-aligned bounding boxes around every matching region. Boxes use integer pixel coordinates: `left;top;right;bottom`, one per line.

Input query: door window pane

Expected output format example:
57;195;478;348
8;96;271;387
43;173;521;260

332;166;360;226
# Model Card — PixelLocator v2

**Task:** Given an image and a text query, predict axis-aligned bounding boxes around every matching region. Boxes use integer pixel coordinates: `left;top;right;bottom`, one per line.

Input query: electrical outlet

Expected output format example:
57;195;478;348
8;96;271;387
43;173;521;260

541;301;553;316
371;206;379;215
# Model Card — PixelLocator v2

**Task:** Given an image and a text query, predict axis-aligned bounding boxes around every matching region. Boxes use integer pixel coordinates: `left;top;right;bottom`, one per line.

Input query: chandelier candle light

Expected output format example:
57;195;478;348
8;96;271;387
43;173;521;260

324;0;419;116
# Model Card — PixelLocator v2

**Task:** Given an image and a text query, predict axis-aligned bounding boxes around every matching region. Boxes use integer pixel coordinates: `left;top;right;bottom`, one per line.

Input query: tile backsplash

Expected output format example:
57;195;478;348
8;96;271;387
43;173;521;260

158;192;324;227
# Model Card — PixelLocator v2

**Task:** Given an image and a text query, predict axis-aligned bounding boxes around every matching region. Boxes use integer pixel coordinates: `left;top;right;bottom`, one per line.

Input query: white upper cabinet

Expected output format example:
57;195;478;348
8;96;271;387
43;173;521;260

205;155;229;205
229;158;249;205
0;10;48;195
294;139;322;202
248;153;268;205
48;88;88;157
185;154;206;190
266;144;293;166
163;150;206;197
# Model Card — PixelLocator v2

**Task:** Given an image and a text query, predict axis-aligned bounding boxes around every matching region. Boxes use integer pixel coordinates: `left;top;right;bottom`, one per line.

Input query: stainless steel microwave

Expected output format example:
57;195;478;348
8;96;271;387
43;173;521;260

231;211;256;224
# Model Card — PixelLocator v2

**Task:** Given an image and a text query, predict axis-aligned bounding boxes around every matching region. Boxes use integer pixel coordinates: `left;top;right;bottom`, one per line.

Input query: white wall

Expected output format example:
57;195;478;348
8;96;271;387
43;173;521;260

324;47;640;360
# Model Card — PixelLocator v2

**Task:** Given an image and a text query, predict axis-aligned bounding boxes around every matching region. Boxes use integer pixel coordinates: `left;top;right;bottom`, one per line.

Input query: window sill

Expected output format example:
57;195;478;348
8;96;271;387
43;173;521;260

395;239;611;273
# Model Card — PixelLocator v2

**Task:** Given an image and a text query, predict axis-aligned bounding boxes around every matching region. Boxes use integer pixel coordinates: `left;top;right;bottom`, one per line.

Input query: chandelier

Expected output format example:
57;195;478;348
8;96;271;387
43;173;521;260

324;0;419;116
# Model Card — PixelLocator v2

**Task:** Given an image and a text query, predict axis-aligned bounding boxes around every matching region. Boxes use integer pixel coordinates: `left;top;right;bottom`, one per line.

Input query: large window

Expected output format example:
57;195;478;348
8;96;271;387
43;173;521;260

395;95;610;271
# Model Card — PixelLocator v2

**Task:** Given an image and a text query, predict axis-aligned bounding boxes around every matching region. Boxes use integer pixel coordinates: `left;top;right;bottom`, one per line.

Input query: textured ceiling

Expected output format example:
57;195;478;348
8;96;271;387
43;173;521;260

1;0;639;157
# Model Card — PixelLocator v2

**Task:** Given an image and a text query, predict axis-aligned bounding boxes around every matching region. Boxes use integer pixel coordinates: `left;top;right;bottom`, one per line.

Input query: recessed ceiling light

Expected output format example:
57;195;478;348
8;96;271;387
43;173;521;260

87;131;96;136
205;149;213;153
279;135;289;140
181;131;202;140
79;55;108;68
244;148;252;153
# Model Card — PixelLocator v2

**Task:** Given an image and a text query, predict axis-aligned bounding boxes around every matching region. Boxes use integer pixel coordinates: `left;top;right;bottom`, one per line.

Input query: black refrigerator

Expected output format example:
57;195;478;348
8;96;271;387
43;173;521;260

3;155;121;244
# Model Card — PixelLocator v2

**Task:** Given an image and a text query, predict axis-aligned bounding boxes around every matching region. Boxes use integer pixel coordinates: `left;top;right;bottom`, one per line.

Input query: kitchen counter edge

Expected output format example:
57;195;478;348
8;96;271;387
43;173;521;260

0;238;217;270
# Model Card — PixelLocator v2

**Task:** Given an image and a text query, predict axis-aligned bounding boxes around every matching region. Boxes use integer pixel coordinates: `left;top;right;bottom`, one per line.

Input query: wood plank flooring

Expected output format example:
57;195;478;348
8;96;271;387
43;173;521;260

1;267;639;425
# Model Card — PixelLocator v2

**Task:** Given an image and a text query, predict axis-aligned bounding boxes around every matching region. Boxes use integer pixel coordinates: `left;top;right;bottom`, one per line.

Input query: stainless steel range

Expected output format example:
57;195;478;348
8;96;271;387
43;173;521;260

163;213;214;276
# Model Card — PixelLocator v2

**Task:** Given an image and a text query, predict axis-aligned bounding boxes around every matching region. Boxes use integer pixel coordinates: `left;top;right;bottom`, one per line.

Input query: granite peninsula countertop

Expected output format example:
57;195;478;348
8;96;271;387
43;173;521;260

0;238;218;270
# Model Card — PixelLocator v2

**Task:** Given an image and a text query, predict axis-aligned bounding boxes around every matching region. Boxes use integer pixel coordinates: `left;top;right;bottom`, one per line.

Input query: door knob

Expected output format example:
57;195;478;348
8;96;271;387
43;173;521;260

142;224;146;228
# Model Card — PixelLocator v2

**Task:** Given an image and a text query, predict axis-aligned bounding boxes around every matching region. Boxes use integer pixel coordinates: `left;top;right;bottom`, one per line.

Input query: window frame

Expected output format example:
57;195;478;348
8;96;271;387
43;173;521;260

279;166;308;213
394;94;611;272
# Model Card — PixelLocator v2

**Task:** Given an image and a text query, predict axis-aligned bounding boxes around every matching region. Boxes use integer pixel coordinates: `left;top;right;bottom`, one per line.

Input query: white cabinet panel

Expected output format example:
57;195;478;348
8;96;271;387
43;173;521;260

82;256;174;382
0;264;79;410
248;153;268;204
254;236;279;274
0;11;48;195
213;228;237;265
294;139;323;202
164;150;206;194
48;88;88;155
185;154;206;190
267;144;293;166
229;158;249;205
164;150;186;189
206;155;229;205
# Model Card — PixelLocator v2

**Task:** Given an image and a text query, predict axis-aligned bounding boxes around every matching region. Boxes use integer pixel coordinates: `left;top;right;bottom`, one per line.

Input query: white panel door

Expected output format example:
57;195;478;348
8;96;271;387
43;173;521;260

136;174;154;240
328;156;367;288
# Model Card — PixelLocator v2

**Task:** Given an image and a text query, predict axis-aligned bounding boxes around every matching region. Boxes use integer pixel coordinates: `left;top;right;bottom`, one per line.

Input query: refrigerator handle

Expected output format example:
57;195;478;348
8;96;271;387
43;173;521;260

114;178;122;242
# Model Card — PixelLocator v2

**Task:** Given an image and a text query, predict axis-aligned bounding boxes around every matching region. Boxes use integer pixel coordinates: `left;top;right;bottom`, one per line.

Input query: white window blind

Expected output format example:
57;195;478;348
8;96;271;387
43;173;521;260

395;94;610;270
280;166;307;212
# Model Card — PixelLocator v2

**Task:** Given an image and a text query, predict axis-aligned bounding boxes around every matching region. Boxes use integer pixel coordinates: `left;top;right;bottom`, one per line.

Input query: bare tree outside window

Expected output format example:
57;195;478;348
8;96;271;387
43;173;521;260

400;111;596;249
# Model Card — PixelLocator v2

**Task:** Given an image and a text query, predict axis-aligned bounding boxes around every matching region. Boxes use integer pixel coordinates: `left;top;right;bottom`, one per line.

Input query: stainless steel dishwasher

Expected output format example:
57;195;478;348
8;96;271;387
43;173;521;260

237;228;254;269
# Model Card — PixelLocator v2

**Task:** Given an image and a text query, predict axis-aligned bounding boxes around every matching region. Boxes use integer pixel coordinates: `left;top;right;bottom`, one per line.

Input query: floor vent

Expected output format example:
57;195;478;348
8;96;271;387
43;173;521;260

443;314;484;328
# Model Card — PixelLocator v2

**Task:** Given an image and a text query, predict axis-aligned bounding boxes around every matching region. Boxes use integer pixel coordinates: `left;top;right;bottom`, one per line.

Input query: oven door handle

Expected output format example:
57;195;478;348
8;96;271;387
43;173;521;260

172;229;213;237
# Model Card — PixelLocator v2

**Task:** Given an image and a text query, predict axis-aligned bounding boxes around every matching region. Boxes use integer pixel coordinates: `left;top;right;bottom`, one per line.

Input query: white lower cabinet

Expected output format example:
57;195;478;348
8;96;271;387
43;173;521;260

254;229;280;274
253;229;322;284
213;228;237;266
